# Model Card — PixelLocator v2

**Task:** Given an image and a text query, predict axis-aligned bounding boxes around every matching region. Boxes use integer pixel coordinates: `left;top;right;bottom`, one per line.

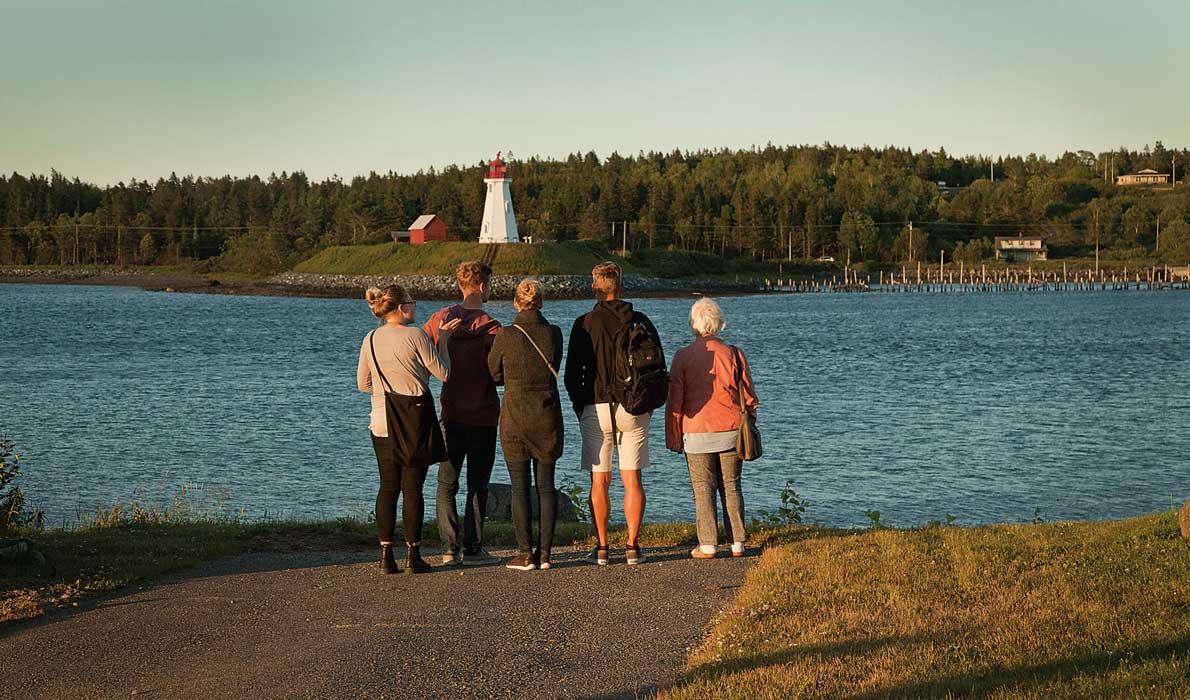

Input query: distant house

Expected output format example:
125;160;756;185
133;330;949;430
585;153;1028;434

936;181;963;199
994;236;1048;262
1116;169;1171;187
407;214;448;245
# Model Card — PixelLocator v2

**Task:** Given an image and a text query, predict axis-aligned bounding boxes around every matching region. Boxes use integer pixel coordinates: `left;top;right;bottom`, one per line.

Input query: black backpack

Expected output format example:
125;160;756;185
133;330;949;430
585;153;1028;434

610;316;669;415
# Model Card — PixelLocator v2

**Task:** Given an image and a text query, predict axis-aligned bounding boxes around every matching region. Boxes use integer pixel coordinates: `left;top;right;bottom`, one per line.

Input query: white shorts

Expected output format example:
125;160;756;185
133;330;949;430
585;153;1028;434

580;403;651;473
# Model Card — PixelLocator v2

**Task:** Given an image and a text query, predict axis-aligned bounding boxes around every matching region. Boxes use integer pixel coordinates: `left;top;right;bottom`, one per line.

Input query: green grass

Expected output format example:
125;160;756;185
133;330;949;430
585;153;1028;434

658;512;1189;700
292;240;790;279
293;240;633;276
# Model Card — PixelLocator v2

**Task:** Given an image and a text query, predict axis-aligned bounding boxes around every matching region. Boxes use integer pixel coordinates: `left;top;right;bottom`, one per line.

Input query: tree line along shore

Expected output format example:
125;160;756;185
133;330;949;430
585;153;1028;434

1;143;1189;280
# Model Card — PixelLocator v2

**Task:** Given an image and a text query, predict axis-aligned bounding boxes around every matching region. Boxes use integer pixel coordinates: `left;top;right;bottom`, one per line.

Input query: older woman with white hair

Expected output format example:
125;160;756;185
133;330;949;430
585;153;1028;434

665;297;759;559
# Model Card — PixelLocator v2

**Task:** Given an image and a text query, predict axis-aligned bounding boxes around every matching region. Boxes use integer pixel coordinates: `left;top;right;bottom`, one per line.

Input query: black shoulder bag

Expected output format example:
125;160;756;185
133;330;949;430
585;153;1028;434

369;331;448;469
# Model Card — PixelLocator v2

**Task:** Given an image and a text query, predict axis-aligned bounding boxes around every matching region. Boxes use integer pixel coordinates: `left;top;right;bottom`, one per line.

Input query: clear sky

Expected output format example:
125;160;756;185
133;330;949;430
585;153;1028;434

2;0;1187;184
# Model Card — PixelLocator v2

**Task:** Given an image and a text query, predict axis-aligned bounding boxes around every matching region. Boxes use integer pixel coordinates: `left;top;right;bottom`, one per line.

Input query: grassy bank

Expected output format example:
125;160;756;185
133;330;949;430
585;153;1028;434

293;240;787;279
659;512;1189;699
8;511;1187;698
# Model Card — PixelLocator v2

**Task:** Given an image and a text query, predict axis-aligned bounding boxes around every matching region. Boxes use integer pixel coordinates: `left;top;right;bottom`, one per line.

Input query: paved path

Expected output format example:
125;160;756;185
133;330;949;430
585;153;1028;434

0;546;751;699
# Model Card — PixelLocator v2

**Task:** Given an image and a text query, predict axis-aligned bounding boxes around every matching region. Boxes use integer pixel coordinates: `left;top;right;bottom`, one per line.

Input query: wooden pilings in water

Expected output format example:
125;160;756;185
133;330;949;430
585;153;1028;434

762;265;1190;294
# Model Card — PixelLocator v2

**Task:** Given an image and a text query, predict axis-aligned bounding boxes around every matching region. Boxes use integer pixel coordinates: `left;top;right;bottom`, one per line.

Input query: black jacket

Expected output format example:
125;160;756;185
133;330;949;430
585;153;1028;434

488;310;565;463
564;300;662;416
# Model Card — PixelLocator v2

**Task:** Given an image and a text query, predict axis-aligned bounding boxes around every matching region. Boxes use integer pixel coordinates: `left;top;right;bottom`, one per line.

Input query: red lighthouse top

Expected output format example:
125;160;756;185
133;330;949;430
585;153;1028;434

487;152;508;179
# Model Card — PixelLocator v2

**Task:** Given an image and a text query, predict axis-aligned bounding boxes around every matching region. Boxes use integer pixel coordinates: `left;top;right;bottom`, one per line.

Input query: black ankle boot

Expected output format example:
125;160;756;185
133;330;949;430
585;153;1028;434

404;544;432;575
380;543;399;575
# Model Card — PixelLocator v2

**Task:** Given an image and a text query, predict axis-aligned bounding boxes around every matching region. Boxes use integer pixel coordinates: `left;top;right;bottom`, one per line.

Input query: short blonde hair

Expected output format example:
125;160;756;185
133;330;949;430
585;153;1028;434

514;278;543;310
456;260;491;293
689;297;726;336
365;284;409;318
591;261;622;295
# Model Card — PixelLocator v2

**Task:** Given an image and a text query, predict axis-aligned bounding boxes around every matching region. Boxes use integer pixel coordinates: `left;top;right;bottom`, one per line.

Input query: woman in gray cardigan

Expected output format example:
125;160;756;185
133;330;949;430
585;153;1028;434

488;279;565;570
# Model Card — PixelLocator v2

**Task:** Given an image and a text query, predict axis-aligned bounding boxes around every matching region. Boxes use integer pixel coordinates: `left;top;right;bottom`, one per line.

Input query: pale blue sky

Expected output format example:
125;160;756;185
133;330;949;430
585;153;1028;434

2;0;1187;184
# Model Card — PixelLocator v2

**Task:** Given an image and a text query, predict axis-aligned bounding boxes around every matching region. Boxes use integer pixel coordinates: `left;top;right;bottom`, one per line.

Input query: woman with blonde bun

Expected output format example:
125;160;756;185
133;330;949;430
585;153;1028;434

487;279;564;570
357;285;461;575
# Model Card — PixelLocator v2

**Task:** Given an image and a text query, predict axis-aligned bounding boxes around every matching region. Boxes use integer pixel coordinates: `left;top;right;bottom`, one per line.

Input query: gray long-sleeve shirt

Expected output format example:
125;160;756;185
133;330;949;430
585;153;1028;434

357;323;450;437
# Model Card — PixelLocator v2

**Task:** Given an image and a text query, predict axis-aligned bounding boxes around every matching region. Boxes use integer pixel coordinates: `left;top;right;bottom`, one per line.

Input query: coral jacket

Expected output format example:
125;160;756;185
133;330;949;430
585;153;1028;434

665;335;759;452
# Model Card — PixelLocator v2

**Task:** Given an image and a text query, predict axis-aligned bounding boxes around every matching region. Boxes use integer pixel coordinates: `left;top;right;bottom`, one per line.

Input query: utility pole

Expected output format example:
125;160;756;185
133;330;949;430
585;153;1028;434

908;221;914;262
1093;207;1100;273
621;221;627;255
1157;213;1161;254
784;224;791;261
990;160;995;183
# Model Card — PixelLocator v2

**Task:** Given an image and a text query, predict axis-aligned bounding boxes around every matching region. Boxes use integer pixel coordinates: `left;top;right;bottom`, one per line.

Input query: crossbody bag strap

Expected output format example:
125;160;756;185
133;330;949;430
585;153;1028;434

368;330;396;394
512;324;560;379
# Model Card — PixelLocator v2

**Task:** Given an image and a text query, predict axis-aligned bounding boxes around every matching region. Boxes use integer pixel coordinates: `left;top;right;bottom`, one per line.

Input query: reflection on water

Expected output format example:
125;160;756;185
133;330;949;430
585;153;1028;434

2;283;1186;528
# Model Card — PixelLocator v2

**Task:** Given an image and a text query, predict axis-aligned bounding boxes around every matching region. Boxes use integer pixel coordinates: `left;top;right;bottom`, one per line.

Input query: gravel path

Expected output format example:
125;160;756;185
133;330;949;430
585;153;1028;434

0;545;751;699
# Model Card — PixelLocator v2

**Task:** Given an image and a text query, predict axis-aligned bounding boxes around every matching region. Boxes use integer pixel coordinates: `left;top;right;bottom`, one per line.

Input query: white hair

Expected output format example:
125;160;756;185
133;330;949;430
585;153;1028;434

688;297;726;337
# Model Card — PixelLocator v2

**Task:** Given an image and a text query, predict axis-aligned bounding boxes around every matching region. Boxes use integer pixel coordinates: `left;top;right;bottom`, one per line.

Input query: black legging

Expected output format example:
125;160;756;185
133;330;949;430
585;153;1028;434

506;458;557;555
371;434;429;543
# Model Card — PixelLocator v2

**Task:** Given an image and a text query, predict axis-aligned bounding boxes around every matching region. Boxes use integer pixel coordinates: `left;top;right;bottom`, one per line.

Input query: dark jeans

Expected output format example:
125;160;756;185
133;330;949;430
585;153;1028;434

436;421;497;552
371;434;430;544
507;458;557;555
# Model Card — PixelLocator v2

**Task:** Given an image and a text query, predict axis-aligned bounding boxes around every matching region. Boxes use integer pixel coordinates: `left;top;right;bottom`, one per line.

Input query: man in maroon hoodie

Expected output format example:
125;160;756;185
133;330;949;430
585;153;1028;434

423;261;502;565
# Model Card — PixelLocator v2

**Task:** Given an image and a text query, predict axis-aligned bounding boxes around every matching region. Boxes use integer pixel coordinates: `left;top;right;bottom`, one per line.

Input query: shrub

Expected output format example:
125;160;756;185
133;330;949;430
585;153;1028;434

753;479;808;526
217;230;297;275
0;437;43;533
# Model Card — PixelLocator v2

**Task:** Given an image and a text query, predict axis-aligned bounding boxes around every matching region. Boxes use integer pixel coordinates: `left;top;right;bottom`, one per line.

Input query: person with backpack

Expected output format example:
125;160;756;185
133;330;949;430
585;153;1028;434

423;261;502;566
564;261;668;566
665;297;759;559
487;278;565;571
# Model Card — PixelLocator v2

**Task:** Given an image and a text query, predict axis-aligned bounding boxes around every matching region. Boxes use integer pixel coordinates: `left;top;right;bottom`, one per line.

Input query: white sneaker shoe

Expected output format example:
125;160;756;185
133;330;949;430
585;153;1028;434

731;542;746;558
440;549;463;566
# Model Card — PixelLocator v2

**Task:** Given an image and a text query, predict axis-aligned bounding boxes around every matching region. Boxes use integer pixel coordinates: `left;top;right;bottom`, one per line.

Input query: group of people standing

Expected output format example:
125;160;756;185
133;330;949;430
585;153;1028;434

356;260;758;575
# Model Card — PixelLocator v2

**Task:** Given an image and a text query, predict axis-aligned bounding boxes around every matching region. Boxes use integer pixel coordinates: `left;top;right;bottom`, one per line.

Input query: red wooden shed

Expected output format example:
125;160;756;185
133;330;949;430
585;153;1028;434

408;214;447;245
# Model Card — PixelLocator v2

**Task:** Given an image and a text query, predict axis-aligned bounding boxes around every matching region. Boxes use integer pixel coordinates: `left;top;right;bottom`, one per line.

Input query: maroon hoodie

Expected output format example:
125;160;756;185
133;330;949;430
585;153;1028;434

423;305;502;426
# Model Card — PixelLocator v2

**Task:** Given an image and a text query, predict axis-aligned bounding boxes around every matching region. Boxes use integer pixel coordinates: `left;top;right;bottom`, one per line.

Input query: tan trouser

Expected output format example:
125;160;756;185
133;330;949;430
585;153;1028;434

579;403;650;473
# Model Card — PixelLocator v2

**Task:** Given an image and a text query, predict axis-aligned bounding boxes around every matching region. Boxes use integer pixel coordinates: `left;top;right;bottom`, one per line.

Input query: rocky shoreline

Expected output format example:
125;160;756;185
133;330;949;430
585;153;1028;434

0;267;761;300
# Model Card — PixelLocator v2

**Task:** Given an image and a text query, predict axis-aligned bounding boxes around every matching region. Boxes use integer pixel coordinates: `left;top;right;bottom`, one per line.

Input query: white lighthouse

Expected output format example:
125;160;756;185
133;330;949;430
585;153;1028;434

478;152;519;244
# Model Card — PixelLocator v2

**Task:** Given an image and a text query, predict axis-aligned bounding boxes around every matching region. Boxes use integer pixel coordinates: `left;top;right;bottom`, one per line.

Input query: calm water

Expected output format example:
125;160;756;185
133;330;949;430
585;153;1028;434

1;283;1186;528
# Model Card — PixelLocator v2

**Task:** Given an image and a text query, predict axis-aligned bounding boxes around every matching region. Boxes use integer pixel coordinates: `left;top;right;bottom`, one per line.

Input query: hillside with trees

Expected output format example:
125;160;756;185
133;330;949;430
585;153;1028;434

2;143;1188;275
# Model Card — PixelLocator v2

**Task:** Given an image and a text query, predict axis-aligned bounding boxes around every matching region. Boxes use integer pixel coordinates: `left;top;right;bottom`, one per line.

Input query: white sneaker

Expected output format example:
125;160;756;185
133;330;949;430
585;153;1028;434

731;542;746;558
440;549;463;566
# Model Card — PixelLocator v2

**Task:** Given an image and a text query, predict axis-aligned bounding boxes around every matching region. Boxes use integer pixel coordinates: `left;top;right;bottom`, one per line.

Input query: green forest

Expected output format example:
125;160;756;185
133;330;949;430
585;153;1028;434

2;142;1188;275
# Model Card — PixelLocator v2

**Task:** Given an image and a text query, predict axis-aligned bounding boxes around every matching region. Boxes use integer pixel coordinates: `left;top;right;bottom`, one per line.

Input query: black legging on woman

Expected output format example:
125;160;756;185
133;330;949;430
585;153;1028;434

506;458;556;555
371;435;429;543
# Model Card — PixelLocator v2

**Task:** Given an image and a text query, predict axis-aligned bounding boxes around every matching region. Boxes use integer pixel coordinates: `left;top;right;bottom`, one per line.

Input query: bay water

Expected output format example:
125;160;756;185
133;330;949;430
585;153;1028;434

1;283;1186;528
